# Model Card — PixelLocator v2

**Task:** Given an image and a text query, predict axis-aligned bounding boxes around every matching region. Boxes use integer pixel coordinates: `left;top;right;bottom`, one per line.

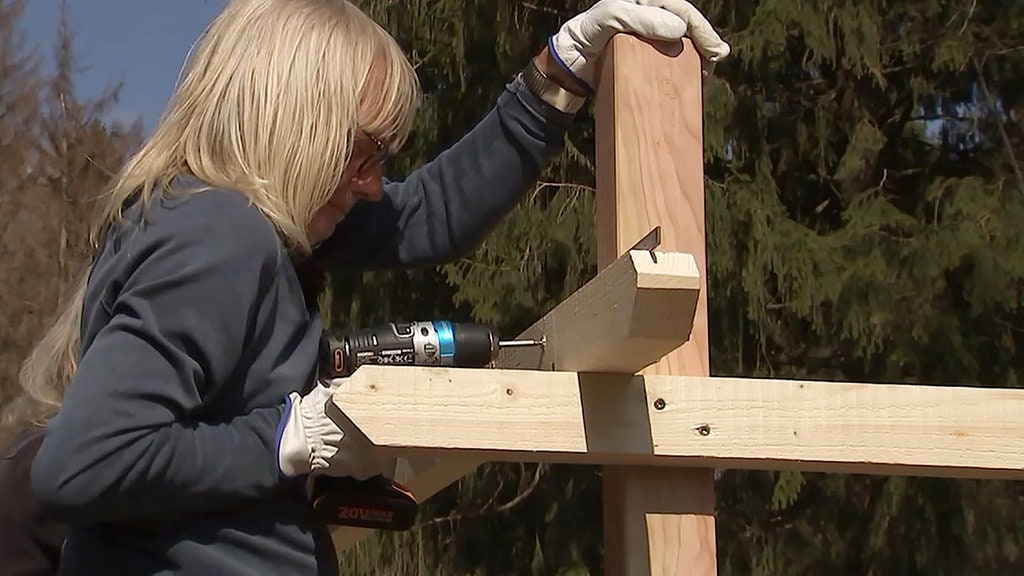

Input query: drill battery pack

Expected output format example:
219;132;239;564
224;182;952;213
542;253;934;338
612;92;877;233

310;474;419;531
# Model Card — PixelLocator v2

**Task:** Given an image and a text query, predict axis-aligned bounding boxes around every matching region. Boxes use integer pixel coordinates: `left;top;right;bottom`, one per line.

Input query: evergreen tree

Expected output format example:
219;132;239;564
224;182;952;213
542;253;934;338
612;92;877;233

337;1;1024;574
705;1;1024;574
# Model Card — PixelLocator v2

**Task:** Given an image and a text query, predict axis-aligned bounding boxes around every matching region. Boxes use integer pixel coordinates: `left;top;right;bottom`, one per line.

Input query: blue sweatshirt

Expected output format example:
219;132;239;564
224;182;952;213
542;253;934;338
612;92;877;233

30;76;575;575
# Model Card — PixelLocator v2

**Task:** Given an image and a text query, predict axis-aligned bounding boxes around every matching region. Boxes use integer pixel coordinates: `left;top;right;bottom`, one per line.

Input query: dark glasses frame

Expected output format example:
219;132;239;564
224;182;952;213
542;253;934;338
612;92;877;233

356;132;389;175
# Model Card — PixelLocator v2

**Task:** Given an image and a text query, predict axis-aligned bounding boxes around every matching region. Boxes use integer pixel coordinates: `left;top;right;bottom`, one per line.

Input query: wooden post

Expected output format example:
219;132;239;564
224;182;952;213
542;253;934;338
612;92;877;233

594;35;717;575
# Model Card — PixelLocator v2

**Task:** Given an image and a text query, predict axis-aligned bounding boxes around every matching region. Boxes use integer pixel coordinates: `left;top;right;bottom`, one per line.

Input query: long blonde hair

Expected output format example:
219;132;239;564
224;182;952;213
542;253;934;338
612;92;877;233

0;0;421;443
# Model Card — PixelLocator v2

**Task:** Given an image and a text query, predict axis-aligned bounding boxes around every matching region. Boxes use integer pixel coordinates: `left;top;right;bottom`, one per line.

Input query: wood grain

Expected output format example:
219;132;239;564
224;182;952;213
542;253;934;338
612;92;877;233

594;34;716;575
497;249;700;373
333;366;1024;480
604;468;717;576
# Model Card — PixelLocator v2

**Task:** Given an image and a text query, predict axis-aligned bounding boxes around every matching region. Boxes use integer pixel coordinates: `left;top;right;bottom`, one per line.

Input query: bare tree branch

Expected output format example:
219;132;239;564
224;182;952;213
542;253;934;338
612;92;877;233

421;463;548;527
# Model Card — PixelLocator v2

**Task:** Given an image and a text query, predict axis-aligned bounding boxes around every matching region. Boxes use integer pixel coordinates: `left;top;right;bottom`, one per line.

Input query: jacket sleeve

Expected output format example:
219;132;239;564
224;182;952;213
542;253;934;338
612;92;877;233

0;428;68;575
317;75;578;270
31;197;290;524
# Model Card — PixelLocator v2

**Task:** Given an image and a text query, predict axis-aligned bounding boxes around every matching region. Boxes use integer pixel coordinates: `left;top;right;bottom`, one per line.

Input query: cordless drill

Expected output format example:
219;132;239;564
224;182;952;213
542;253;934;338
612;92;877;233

309;320;544;531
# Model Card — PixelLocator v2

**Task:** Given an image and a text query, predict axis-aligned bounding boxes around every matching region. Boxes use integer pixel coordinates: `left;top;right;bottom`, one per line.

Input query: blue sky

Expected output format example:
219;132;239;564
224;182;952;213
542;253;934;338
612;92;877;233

21;0;227;134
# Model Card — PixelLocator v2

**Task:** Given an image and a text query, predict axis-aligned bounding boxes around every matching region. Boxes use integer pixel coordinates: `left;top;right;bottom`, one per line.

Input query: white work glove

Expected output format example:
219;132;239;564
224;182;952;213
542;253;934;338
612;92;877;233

277;379;395;480
550;0;731;91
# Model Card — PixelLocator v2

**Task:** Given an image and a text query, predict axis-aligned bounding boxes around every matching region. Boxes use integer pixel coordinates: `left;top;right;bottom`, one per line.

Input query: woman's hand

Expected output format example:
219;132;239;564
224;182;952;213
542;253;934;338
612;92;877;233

277;380;395;480
548;0;731;92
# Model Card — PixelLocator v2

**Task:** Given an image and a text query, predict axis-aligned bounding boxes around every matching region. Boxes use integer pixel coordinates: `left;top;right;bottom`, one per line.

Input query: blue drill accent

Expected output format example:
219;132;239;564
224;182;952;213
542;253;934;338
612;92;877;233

434;321;455;364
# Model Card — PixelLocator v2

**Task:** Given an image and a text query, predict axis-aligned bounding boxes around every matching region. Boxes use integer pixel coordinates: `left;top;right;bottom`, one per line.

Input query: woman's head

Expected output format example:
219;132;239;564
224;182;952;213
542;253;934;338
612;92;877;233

97;0;421;253
1;0;421;444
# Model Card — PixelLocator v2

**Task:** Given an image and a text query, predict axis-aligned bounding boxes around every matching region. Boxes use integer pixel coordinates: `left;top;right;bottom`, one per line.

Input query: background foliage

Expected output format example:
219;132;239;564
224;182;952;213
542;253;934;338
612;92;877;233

2;0;1023;574
339;1;1024;574
0;0;141;438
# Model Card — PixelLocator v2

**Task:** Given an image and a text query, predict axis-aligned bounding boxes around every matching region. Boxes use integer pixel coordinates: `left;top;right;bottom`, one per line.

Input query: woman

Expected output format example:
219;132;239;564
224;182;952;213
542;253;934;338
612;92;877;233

2;0;729;574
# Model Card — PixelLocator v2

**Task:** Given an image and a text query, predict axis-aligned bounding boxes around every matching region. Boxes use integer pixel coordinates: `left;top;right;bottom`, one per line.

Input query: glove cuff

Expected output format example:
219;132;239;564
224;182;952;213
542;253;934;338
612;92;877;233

299;389;344;472
547;35;595;94
278;392;312;477
548;27;598;90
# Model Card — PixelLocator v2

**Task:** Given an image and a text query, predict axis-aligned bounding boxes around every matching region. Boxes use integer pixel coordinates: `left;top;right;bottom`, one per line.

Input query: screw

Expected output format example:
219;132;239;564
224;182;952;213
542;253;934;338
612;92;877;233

653;398;666;411
695;424;712;437
506;388;514;396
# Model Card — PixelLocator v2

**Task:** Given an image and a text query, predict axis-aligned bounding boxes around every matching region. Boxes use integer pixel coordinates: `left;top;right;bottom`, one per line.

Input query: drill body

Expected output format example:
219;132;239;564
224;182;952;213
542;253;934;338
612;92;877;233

312;320;524;532
319;320;501;381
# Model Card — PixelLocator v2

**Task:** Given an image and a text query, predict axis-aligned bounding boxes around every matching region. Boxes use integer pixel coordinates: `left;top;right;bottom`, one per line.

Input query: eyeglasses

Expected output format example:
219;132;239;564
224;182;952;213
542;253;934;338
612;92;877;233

355;132;389;175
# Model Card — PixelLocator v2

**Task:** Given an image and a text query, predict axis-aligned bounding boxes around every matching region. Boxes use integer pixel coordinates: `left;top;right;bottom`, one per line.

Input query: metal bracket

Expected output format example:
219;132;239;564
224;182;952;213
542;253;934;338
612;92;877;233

628;226;662;263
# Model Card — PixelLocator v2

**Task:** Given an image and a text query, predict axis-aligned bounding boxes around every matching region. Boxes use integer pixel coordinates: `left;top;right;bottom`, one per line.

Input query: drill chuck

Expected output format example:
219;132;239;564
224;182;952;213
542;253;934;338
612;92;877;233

320;321;501;380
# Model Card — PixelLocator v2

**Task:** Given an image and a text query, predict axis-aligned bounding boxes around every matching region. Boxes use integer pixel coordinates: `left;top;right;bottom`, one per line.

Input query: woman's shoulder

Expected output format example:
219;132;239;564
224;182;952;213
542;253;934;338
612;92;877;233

157;179;280;243
117;177;285;261
94;178;290;293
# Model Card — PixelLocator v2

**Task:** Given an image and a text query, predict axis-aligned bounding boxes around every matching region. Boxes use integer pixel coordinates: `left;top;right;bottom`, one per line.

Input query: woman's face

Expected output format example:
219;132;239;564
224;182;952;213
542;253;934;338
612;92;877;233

308;133;388;245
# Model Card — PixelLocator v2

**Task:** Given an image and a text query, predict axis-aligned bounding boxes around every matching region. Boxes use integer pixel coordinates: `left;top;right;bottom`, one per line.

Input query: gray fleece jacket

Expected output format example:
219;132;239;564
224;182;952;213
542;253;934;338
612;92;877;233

30;75;575;575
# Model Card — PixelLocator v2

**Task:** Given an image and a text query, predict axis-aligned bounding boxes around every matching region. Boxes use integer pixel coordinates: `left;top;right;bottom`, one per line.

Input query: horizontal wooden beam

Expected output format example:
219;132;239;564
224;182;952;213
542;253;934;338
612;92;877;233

334;365;1024;480
330;248;702;554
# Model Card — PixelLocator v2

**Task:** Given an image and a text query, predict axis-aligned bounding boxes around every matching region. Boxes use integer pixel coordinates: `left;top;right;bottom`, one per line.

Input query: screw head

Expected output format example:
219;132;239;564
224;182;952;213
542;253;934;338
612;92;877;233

653;398;667;411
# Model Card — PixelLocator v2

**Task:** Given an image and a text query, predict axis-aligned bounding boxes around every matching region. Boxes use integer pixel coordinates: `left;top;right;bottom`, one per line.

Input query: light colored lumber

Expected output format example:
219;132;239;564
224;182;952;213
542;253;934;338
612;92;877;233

330;247;701;554
604;467;717;575
497;249;700;372
594;34;709;377
594;34;715;574
332;365;1024;480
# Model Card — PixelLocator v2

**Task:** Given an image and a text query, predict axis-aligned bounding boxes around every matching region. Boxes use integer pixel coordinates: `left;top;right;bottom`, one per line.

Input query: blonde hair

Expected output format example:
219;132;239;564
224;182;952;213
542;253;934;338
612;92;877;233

1;0;420;444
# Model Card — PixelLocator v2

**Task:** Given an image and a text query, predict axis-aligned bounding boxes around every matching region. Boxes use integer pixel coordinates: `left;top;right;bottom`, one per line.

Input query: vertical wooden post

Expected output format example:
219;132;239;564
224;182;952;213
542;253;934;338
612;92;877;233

594;35;717;575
